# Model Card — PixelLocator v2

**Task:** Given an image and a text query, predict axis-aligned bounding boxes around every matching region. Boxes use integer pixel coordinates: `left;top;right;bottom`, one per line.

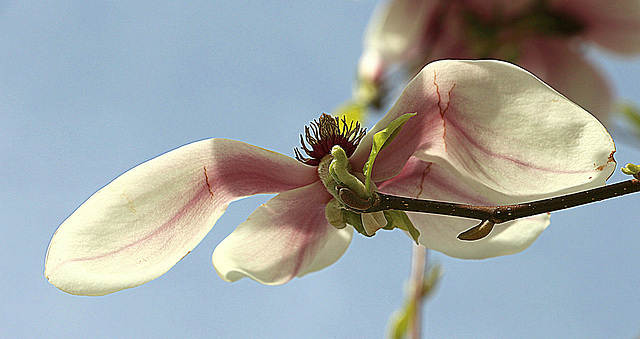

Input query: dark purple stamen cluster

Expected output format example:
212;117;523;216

294;113;367;166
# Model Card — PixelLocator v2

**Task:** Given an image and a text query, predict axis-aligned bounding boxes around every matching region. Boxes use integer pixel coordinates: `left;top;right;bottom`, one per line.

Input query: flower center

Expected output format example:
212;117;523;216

294;113;366;166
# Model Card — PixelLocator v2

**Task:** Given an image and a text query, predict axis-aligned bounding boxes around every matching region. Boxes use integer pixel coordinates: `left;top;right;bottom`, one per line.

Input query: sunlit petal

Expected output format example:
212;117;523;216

518;39;614;124
355;60;615;200
45;139;317;295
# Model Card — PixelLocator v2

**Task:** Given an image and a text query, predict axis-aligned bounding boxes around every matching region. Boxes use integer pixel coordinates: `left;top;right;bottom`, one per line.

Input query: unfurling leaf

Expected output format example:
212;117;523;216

363;113;416;191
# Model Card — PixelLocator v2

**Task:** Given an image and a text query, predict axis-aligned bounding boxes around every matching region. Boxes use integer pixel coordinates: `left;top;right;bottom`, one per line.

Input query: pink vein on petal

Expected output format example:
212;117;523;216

433;71;456;153
416;162;432;197
444;114;603;175
214;181;333;284
288;191;333;279
430;70;605;176
48;184;213;273
204;166;214;197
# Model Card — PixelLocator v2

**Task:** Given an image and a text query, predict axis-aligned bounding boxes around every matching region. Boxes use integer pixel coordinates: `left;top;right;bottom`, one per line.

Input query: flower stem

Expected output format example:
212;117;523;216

340;179;640;240
408;245;427;339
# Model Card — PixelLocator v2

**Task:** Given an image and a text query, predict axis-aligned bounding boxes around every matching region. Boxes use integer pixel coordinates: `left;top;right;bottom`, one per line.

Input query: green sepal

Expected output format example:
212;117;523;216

383;210;420;244
342;210;374;238
325;199;347;229
363;113;416;191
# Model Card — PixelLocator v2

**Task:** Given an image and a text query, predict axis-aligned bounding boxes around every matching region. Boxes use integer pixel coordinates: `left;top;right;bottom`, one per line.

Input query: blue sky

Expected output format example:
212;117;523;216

2;1;640;337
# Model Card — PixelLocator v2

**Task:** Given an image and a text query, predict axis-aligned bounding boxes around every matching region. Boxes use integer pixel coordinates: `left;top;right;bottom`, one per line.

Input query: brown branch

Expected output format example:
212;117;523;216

339;179;640;241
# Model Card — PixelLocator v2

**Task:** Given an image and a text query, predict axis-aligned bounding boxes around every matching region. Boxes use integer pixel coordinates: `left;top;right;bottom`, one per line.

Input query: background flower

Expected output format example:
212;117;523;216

359;0;640;123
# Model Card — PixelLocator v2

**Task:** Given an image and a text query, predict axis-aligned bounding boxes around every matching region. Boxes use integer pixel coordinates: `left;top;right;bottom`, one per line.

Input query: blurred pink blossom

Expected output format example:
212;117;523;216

359;0;640;122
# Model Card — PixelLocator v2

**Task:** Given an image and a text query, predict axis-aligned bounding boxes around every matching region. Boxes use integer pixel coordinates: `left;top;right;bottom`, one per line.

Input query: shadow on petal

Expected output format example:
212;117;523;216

213;181;352;285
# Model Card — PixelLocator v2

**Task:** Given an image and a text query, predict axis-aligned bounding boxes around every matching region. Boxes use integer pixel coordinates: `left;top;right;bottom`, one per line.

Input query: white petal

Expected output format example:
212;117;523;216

213;181;352;285
418;60;615;198
380;157;549;258
357;60;615;200
45;139;318;295
517;39;614;124
368;60;615;258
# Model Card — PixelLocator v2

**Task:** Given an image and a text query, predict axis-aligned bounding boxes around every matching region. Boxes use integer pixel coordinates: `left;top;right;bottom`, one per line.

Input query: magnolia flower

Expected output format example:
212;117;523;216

45;60;615;296
358;0;640;122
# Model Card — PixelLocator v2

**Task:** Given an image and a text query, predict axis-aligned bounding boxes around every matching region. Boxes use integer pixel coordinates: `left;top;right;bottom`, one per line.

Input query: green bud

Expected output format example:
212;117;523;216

621;163;640;178
334;100;367;125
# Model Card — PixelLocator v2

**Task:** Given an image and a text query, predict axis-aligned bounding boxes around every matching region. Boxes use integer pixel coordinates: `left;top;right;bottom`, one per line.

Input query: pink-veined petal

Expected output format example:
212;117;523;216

349;69;442;180
212;181;351;285
45;139;318;296
517;38;614;124
354;60;615;201
379;156;549;258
